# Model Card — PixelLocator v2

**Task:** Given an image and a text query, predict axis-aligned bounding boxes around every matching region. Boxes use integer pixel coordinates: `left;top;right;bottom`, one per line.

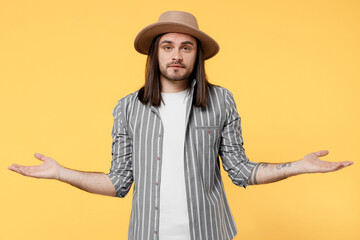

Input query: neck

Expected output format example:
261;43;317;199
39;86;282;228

160;76;189;93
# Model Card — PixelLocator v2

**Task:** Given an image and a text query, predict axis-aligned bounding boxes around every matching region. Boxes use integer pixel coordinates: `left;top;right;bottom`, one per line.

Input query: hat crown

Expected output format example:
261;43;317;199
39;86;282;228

158;11;199;29
134;11;219;59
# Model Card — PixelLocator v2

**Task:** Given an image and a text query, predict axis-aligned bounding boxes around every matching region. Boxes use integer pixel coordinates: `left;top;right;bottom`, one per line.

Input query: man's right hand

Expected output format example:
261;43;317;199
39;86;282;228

8;153;117;197
8;153;61;180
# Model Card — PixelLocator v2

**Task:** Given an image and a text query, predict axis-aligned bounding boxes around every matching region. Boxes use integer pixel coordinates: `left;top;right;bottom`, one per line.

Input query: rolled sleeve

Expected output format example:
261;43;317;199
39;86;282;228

106;99;133;198
219;89;257;188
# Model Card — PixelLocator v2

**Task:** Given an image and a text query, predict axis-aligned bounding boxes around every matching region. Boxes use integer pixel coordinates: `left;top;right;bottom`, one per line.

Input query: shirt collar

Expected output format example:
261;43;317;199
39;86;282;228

190;78;197;88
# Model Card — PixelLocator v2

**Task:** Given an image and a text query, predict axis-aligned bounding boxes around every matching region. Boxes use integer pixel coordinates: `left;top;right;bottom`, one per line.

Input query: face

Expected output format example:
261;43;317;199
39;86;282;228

157;32;197;82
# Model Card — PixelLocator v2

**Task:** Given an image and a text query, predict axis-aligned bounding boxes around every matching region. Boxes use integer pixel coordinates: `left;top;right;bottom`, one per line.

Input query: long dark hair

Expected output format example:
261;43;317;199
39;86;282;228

137;34;215;108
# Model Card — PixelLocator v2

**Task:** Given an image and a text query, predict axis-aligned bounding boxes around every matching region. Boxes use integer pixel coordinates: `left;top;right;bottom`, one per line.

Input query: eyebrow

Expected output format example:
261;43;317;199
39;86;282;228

160;40;195;46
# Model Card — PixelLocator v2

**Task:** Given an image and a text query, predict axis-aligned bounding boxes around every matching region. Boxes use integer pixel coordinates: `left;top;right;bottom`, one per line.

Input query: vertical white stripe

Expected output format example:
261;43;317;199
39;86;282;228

138;106;147;239
155;115;162;239
147;117;156;238
141;109;151;240
133;102;142;240
206;91;216;239
212;88;224;240
190;113;202;240
223;191;236;238
127;94;137;240
128;95;135;135
185;144;196;240
198;108;209;240
218;173;227;239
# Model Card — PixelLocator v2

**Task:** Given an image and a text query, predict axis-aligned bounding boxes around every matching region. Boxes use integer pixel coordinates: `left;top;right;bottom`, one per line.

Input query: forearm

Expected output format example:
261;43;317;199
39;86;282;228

248;161;303;185
58;166;116;197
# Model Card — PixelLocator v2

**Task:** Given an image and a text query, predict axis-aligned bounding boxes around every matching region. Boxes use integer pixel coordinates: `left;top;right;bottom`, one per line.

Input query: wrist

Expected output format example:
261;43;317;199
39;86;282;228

278;161;303;178
57;165;67;182
291;160;305;175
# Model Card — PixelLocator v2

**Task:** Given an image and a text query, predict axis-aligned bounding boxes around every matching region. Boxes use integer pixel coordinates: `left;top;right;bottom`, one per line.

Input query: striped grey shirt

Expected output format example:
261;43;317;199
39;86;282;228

106;79;257;240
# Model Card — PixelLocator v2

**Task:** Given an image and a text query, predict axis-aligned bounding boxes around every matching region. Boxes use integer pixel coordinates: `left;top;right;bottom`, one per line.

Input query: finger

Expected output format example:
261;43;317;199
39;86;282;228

337;161;354;169
34;153;49;162
8;165;18;172
319;161;341;172
8;164;27;175
314;150;329;157
329;162;341;170
9;163;25;169
327;161;353;172
9;164;24;172
8;164;42;178
10;163;38;169
335;162;347;171
8;167;20;174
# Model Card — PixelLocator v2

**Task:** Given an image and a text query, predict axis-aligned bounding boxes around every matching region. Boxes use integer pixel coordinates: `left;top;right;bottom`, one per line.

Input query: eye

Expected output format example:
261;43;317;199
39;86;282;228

183;46;192;52
163;45;172;51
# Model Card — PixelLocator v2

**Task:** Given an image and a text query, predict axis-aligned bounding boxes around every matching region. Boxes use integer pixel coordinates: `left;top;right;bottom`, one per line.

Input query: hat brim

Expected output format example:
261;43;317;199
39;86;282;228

134;22;219;60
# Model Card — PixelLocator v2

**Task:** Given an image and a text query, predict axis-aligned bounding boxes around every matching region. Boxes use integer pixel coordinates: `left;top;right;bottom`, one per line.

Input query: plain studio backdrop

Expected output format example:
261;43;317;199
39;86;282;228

1;0;359;239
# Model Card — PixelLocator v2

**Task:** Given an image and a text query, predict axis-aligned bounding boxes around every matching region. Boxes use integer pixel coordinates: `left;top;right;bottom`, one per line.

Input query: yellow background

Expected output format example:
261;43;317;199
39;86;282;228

1;0;359;239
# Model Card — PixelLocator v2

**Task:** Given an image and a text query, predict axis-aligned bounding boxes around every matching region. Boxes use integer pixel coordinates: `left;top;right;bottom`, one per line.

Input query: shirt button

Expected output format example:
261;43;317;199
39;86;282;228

208;130;211;134
155;182;159;185
155;206;158;210
158;133;162;137
154;230;158;234
157;157;160;160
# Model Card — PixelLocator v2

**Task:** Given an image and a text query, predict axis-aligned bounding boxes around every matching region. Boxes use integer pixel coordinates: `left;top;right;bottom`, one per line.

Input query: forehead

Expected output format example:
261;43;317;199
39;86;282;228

159;32;197;45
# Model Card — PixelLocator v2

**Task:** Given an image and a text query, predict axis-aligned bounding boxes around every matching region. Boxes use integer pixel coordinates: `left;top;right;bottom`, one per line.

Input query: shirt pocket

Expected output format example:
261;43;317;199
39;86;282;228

194;125;222;146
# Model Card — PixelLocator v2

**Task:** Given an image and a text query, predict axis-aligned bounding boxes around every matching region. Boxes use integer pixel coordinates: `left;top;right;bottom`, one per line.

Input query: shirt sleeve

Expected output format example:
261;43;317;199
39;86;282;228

106;99;134;198
218;89;257;188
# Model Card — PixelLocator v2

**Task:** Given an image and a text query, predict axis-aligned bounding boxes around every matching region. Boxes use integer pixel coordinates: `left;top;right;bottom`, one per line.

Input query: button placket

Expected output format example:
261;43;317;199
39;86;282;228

155;128;163;240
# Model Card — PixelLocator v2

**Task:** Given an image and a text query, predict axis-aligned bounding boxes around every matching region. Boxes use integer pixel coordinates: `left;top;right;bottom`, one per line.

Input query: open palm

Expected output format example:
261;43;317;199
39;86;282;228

300;150;353;173
8;153;61;180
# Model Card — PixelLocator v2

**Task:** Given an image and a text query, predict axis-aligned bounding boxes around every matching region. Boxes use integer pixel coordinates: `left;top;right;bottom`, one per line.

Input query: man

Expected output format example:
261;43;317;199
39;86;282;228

8;11;353;240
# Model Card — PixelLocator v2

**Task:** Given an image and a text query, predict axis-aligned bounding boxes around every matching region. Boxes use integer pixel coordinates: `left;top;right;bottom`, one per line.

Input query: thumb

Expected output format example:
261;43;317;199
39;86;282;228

314;150;329;157
34;153;48;162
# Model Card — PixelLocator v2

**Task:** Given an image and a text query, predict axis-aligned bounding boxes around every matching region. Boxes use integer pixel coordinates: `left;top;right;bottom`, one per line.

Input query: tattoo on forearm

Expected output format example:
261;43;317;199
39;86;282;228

249;162;292;186
276;162;291;170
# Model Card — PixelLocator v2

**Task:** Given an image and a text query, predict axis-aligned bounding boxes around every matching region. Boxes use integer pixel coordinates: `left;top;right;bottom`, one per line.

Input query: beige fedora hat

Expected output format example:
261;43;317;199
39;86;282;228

134;11;219;60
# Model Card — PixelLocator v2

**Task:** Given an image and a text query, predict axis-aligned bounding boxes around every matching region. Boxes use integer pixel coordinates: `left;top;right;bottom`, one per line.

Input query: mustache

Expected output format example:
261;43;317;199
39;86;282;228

166;62;186;68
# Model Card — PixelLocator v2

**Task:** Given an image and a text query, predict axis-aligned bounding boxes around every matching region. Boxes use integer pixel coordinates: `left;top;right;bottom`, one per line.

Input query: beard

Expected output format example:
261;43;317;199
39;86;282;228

159;62;193;81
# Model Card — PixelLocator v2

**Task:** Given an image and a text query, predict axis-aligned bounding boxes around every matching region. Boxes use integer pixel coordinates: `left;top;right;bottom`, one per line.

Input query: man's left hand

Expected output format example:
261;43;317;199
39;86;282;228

299;150;354;173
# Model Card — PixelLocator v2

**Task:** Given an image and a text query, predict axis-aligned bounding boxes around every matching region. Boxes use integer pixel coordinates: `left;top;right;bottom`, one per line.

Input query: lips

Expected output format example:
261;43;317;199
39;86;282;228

168;65;184;68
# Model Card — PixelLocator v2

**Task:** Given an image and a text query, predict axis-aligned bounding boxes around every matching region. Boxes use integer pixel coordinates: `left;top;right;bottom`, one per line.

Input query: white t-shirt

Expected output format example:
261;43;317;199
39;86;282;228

158;88;191;240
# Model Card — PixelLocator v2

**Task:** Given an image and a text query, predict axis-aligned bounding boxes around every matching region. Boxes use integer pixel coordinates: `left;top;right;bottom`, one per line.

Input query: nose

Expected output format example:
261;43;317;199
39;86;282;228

172;56;183;61
172;51;183;62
